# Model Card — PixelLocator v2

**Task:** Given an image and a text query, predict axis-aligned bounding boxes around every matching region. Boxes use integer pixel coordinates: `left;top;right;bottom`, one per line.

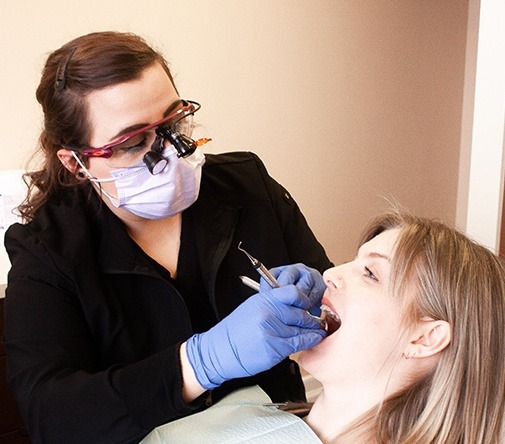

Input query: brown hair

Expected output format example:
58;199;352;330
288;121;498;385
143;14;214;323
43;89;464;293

336;211;505;443
19;31;177;221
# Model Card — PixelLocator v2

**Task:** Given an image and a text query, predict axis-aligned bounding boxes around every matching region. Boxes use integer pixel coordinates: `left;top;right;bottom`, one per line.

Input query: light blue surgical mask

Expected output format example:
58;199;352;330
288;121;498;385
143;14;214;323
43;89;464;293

73;145;205;219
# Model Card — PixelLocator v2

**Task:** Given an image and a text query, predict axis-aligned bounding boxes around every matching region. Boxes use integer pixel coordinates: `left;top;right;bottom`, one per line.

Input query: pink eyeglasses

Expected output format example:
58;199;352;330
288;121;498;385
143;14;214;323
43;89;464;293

71;100;202;174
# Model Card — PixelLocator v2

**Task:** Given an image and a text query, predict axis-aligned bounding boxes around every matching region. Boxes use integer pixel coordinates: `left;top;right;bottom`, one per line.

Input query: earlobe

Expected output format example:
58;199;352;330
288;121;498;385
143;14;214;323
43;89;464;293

404;319;451;359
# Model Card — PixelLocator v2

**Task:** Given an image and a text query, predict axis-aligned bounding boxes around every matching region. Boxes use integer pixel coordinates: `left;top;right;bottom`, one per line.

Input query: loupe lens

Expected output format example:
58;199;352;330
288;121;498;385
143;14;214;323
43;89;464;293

143;150;168;175
166;132;197;158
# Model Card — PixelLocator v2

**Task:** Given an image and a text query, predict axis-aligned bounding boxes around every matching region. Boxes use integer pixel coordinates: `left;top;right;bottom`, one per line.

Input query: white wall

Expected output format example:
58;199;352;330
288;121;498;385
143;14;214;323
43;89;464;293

461;0;505;252
0;1;471;282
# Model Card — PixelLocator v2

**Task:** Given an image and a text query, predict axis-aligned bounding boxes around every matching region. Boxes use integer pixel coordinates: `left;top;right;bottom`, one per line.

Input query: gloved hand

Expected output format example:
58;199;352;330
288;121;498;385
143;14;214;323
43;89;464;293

267;263;327;315
185;264;327;390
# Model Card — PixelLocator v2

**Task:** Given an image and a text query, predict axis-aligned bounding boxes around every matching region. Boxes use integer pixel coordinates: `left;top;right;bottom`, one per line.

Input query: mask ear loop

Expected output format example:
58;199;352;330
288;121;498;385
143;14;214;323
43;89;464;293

71;151;120;205
71;151;115;183
71;151;91;178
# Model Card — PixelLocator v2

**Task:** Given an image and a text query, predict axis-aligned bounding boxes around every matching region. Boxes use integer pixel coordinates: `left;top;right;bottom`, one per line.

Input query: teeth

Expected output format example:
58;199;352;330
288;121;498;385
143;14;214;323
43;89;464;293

319;304;342;334
320;304;341;323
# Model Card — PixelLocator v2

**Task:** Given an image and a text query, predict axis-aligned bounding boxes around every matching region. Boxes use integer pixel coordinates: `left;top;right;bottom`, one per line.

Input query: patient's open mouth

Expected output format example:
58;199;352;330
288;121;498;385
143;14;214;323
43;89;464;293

320;304;341;335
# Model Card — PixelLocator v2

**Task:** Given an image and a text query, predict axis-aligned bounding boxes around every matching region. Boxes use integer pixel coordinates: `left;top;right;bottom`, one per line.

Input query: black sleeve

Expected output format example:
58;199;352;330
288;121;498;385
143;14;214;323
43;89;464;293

3;229;201;444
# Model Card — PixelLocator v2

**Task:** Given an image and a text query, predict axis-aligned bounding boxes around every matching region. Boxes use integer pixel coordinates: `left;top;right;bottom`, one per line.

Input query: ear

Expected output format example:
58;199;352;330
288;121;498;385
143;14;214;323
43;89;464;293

403;319;451;359
57;148;81;174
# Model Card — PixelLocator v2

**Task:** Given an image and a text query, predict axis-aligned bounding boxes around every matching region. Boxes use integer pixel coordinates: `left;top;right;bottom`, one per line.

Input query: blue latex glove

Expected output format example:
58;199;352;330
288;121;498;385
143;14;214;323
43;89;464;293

186;264;327;390
267;264;327;315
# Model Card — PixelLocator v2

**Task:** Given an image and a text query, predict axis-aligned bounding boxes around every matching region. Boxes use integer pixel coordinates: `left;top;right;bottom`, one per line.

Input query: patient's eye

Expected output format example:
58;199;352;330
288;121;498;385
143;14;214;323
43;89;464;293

364;266;378;282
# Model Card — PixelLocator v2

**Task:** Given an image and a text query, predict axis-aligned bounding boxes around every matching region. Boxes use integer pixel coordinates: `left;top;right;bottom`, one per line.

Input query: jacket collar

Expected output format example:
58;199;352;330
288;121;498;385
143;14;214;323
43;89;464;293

189;197;241;298
94;178;242;283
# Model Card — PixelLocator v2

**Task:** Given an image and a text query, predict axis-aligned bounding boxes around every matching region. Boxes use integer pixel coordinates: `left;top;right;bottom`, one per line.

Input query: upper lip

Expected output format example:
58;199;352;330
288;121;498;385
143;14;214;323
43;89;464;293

321;296;337;315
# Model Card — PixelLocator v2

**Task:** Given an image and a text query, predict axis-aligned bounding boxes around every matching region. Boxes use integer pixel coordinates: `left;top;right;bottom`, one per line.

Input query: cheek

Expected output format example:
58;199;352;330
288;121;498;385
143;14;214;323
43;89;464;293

298;301;404;380
87;159;118;193
88;158;111;177
343;306;404;367
335;302;403;361
348;303;402;340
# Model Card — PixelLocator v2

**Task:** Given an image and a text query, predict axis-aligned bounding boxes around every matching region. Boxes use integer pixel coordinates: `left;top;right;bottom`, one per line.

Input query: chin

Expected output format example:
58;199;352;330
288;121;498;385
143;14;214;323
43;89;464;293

297;342;326;377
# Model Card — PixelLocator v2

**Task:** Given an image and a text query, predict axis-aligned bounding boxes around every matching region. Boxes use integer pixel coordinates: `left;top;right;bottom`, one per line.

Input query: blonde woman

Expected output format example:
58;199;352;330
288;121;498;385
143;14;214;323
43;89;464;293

143;211;505;443
301;211;505;442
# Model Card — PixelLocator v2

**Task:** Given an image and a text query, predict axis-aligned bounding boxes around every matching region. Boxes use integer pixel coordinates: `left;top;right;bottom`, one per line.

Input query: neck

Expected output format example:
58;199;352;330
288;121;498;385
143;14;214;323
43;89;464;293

125;214;182;277
124;213;179;235
305;365;414;443
303;351;439;442
304;384;380;442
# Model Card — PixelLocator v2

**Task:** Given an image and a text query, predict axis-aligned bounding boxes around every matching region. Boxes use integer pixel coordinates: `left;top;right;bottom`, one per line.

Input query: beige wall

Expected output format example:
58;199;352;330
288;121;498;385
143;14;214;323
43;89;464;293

0;0;470;267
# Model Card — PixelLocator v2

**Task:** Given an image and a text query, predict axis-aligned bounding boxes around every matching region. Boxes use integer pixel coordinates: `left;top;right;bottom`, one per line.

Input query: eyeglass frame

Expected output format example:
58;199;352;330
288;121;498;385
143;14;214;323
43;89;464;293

71;99;200;159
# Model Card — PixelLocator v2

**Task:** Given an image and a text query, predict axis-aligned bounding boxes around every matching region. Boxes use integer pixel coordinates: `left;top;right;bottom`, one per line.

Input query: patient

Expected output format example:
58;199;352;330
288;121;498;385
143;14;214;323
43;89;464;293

142;210;505;443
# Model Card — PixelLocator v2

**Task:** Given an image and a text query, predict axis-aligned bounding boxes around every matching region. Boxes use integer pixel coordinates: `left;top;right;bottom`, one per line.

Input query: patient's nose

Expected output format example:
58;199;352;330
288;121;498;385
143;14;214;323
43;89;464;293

323;266;344;290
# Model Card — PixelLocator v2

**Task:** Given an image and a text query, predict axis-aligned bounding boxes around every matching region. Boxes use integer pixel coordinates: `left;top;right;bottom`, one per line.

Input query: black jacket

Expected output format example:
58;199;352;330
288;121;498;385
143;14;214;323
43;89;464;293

3;152;332;444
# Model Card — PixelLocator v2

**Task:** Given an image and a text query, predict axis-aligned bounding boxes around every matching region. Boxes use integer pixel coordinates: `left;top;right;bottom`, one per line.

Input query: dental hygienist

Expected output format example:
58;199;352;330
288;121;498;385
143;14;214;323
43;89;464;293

3;31;332;444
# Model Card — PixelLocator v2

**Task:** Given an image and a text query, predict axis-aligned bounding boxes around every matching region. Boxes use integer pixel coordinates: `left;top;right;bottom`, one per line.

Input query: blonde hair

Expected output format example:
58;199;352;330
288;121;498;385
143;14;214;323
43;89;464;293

336;211;505;443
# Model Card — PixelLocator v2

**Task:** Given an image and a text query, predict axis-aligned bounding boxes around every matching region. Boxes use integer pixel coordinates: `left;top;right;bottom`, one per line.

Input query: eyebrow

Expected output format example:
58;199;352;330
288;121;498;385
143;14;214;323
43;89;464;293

368;252;391;262
108;99;183;142
355;249;391;263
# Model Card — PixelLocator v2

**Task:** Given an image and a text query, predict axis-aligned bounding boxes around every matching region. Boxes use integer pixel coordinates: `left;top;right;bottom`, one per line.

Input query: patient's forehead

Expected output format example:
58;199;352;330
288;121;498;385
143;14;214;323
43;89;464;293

358;228;400;260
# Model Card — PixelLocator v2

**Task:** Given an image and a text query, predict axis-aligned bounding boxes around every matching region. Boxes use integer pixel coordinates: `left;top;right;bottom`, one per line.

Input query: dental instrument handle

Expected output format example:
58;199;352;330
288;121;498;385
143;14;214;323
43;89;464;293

238;242;281;289
239;275;261;292
254;261;281;289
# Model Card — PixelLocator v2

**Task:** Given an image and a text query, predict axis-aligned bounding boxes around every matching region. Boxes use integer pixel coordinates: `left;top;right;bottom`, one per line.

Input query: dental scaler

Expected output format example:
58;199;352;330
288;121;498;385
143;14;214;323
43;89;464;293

238;242;281;289
237;242;328;331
